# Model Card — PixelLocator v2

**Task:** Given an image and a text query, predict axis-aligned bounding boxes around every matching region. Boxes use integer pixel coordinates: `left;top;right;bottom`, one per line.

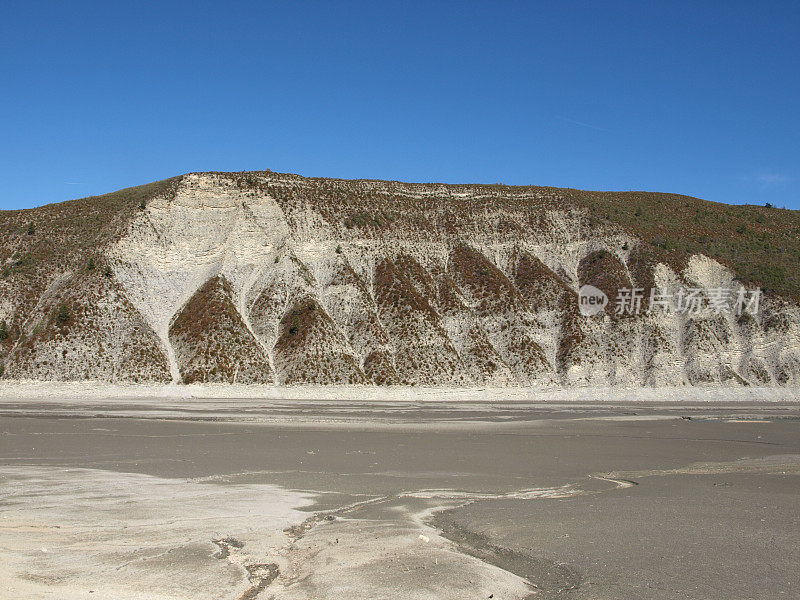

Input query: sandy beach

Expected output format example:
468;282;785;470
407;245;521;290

1;392;799;599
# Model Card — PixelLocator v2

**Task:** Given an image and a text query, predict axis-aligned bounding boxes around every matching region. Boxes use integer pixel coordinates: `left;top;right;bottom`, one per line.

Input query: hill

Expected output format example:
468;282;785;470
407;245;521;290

0;171;798;386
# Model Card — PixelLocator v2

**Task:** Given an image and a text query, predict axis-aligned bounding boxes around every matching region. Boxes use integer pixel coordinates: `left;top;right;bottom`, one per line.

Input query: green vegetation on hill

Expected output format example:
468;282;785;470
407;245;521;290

0;178;179;307
568;189;800;298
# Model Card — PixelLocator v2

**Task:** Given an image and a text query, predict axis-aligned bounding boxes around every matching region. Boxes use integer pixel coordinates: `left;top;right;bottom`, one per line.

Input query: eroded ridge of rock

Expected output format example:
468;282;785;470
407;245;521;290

1;171;798;386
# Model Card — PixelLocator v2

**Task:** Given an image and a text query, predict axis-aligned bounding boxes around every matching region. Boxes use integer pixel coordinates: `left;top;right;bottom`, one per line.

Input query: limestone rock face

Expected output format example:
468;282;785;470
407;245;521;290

1;171;798;387
4;273;169;382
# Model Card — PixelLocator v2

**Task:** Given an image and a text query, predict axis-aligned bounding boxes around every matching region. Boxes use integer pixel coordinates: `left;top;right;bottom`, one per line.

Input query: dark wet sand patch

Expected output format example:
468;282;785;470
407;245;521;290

432;510;582;599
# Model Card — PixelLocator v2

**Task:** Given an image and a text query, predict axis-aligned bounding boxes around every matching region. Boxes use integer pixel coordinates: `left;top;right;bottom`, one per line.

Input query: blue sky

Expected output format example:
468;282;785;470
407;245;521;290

2;1;798;210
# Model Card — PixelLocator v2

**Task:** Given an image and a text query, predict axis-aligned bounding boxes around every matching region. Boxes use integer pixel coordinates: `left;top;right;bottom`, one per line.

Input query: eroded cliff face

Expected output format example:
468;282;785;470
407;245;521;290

1;171;798;386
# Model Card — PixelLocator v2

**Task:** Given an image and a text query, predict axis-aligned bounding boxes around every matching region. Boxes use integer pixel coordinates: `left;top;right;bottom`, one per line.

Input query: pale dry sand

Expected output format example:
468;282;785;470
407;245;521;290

1;381;799;404
0;467;314;599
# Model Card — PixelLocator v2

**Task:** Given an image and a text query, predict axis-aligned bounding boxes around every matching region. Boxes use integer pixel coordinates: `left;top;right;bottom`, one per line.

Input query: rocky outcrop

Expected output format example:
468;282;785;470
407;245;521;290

0;171;798;387
3;272;169;382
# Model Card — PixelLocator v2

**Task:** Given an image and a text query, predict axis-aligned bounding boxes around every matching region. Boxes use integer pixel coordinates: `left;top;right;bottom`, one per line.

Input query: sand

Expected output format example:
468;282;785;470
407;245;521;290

1;393;799;599
1;381;800;405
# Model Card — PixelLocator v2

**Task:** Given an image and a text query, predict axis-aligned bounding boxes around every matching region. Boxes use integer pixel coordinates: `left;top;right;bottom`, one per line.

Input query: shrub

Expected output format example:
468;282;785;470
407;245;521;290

0;320;8;340
57;304;72;324
103;265;113;278
27;222;35;235
335;245;342;254
87;258;95;271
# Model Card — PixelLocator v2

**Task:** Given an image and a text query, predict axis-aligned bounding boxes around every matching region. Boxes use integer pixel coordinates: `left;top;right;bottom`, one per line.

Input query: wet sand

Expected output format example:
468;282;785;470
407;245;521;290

1;399;799;599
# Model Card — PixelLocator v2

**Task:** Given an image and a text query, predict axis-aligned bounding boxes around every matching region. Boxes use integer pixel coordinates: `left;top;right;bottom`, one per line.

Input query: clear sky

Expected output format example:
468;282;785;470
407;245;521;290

2;1;798;210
